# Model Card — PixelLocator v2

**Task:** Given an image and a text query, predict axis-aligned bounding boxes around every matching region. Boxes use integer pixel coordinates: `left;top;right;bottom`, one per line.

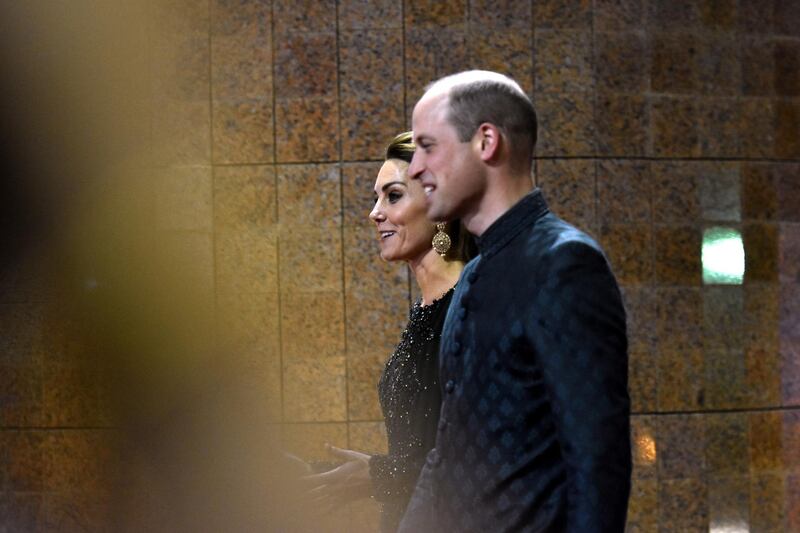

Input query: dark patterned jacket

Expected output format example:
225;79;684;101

399;189;631;532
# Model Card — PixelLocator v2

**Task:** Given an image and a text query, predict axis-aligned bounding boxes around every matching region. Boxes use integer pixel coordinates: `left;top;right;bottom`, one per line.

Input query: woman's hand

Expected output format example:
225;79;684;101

302;444;373;510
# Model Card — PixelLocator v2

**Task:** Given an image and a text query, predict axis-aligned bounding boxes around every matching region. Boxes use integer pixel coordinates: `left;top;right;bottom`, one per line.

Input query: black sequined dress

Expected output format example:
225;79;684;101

368;288;453;533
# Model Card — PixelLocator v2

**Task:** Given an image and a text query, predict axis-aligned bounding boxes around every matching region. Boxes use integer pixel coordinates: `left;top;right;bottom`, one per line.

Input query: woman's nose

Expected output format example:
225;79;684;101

369;201;384;222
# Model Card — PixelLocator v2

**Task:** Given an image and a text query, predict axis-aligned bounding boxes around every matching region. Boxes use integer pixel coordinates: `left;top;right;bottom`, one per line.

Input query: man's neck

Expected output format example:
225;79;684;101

464;172;534;237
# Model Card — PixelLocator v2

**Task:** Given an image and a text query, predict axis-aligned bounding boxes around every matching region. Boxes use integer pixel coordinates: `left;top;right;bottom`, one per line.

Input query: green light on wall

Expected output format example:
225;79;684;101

702;227;744;285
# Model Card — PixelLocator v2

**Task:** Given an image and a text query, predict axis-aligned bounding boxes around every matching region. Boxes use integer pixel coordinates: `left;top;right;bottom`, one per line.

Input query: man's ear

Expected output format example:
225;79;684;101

475;123;501;162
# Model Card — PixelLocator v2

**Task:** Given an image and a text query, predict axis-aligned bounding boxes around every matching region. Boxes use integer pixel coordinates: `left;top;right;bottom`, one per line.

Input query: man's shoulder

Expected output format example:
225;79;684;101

525;212;603;257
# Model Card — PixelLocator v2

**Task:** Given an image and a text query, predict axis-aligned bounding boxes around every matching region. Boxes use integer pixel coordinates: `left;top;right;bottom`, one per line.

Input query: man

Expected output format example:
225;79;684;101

399;70;631;532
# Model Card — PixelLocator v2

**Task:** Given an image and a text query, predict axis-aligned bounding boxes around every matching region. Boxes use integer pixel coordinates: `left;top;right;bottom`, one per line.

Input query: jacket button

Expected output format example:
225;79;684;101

445;380;455;393
452;341;461;354
438;419;448;431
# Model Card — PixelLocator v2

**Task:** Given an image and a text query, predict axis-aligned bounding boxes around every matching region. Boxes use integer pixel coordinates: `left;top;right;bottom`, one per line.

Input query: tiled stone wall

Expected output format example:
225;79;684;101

2;0;799;531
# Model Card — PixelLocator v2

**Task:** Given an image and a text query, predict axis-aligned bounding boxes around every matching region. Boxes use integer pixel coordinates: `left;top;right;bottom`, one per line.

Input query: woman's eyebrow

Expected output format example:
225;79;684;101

381;181;407;192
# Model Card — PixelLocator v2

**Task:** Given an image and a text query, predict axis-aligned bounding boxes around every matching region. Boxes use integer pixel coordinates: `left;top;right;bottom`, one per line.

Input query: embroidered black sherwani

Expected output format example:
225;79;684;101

399;189;631;532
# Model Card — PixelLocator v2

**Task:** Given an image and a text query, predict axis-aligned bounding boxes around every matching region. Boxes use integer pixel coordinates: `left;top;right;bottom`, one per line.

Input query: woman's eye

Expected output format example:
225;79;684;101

388;191;402;203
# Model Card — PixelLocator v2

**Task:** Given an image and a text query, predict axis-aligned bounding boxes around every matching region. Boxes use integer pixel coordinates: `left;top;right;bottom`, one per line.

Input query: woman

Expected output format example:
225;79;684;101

305;132;476;532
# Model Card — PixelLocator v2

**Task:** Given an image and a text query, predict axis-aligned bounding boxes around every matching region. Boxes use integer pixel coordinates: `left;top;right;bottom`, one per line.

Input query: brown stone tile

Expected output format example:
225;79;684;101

536;159;595;229
2;431;46;491
654;225;702;286
744;222;779;282
43;431;114;494
404;28;469;105
338;0;402;30
750;473;787;532
658;348;705;410
784;411;800;471
280;291;344;360
534;92;596;156
696;35;741;96
405;0;467;28
744;283;780;351
0;493;42;532
594;0;644;31
278;227;342;292
282;356;347;422
650;95;700;157
775;99;800;158
703;286;744;351
532;0;592;29
275;97;339;163
213;165;277;232
277;164;341;227
215;229;279;296
274;32;337;99
210;0;273;164
341;94;405;161
534;30;593;94
469;0;532;30
629;350;658;412
699;0;738;29
342;162;384;227
620;286;657;353
697;98;741;157
339;30;403;100
738;0;774;33
149;7;210;102
595;93;648;157
750;411;784;472
742;37;776;96
705;413;749;475
698;162;740;222
708;475;750;532
595;32;647;93
775;0;800;36
349;422;388;454
655;287;703;352
625;477;657;531
154;231;216;308
780;281;800;348
646;0;701;29
658;478;708;532
599;224;653;285
281;422;348;461
739;97;776;158
343;225;409;358
650;31;699;94
41;363;103;427
469;29;534;95
0;364;42;426
780;223;800;284
597;160;651;224
745;345;782;407
788;473;800;531
783;340;800;405
651;162;701;223
742;163;778;221
42;492;113;533
704;349;748;409
273;0;336;33
211;101;274;165
151;99;212;167
776;164;800;222
154;166;213;232
347;355;386;421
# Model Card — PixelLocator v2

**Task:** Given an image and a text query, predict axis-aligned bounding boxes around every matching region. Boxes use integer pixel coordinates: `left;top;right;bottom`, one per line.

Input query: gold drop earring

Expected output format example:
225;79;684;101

432;223;451;256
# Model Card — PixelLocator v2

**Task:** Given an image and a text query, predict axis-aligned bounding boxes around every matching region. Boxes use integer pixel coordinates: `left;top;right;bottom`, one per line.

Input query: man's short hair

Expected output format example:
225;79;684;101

427;71;537;169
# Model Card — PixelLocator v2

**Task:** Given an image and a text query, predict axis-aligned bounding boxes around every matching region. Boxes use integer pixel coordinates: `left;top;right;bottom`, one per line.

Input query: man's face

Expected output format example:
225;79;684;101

408;93;484;223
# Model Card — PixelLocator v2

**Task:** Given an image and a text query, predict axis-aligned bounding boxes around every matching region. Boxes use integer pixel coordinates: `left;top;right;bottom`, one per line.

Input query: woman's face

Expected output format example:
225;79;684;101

369;158;436;263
